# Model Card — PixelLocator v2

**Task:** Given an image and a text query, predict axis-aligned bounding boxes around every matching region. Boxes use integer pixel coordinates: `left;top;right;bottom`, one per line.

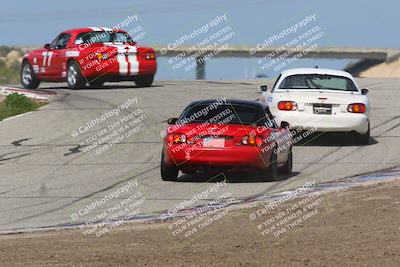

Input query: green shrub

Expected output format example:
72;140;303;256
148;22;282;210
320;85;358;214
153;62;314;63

0;93;44;120
5;93;36;111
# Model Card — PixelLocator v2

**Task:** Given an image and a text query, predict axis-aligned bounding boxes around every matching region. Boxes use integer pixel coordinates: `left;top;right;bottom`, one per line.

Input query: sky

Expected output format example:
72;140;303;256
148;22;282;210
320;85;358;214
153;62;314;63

0;0;398;80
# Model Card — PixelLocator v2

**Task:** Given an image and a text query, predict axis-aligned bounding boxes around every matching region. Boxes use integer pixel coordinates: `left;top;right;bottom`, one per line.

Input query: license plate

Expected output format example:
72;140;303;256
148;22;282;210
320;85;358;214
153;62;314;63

203;137;225;148
313;104;332;115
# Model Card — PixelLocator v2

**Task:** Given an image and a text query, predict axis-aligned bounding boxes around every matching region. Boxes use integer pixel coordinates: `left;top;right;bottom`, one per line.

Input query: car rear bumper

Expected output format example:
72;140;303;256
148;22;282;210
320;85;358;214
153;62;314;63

80;60;157;80
164;145;270;170
274;111;369;134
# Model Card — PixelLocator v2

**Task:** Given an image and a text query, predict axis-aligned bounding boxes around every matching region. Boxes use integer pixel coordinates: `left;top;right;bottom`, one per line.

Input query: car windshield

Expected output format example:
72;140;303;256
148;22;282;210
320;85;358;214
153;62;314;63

279;74;358;91
75;31;135;44
179;104;266;125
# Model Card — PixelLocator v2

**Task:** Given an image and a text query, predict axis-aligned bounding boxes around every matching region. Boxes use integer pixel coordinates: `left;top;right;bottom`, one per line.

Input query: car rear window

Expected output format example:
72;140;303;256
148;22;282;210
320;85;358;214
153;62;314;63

75;31;135;44
279;74;358;91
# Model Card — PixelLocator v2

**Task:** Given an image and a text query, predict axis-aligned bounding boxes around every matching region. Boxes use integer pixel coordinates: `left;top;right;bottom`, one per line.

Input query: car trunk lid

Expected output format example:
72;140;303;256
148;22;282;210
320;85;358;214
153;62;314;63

168;123;270;148
276;90;362;115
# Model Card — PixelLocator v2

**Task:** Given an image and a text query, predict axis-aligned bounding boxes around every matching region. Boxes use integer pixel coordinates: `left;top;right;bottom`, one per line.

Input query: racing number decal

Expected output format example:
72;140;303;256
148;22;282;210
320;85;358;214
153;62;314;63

42;51;53;66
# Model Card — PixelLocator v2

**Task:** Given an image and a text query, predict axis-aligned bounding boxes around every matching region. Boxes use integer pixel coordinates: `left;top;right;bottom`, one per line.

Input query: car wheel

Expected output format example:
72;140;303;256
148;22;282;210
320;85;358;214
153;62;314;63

279;146;293;175
67;61;86;89
88;79;104;88
262;149;278;181
135;75;154;87
21;61;40;89
161;153;178;181
354;124;370;145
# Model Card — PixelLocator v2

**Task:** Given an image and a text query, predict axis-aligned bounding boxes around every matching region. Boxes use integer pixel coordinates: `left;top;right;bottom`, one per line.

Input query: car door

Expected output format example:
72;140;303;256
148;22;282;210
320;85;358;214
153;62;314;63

49;33;71;79
39;35;59;78
38;48;55;78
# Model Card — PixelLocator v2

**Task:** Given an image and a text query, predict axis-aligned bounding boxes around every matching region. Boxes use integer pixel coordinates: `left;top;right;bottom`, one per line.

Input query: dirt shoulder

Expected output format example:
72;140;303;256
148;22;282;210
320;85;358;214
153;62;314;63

360;58;400;78
1;179;400;267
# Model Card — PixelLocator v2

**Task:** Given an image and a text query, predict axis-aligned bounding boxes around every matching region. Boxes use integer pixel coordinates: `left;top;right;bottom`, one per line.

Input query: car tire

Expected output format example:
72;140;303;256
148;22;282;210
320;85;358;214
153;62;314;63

354;124;370;145
21;61;40;89
279;146;293;175
88;79;104;88
135;75;154;87
161;153;178;181
67;60;86;89
262;149;279;181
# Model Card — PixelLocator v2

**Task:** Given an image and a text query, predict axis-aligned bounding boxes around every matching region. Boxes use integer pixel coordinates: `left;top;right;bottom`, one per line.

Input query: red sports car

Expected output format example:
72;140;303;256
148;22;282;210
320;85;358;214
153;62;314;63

161;99;293;181
21;27;157;89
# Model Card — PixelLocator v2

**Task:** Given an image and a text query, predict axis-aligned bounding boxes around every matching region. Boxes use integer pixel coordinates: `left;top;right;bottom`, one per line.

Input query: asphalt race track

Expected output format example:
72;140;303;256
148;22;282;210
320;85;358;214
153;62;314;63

1;78;400;232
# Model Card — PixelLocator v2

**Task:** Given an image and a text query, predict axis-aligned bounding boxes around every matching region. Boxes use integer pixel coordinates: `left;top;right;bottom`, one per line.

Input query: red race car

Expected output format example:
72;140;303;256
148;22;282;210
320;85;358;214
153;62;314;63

21;27;157;89
161;99;293;181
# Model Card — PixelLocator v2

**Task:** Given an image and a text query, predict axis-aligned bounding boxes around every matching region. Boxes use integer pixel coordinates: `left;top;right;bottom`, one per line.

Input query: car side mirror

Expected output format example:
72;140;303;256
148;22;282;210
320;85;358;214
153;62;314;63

44;43;51;49
361;88;369;95
167;118;178;124
280;121;290;129
259;85;268;92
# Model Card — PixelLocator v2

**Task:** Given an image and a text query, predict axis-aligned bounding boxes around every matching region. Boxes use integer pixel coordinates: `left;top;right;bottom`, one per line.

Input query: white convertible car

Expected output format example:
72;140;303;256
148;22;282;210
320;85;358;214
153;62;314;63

259;68;370;144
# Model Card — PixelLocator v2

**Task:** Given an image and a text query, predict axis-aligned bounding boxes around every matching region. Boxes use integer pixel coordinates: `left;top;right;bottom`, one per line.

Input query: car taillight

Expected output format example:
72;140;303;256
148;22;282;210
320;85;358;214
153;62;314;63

278;101;297;111
242;135;263;146
347;103;366;113
167;133;186;144
144;52;156;60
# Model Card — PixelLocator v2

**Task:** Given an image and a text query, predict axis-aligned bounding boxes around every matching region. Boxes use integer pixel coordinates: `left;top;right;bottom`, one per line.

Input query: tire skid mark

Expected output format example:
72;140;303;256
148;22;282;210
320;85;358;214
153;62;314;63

0;91;136;197
3;165;159;225
0;199;56;214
